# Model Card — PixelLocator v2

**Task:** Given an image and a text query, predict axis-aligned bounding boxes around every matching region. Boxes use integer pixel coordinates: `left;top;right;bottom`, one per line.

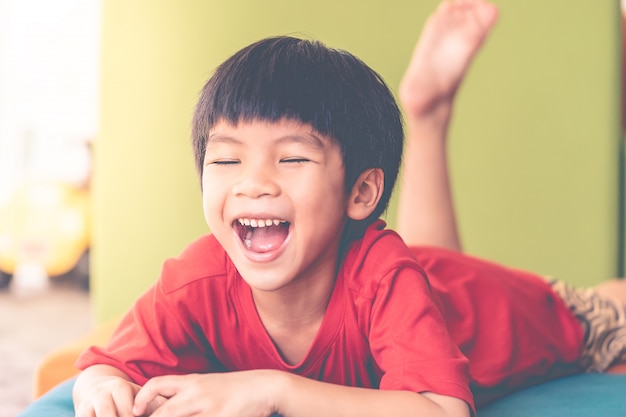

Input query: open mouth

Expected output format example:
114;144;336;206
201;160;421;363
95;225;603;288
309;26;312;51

233;218;290;253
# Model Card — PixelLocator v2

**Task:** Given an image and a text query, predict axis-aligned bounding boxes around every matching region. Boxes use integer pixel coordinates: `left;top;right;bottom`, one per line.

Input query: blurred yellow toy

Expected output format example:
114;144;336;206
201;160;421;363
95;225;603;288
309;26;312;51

0;179;90;291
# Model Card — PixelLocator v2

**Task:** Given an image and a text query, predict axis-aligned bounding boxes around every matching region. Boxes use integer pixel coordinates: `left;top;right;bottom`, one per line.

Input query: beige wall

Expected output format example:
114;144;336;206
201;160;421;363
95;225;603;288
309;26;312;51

93;0;621;322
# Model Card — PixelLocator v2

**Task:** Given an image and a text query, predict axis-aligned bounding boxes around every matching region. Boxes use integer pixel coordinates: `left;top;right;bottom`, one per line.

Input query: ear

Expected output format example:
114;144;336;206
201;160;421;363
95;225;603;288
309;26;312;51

346;168;384;221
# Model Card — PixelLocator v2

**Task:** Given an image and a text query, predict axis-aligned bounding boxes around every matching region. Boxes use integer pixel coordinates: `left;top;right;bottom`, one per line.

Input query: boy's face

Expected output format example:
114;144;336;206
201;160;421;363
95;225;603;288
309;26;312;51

202;118;348;292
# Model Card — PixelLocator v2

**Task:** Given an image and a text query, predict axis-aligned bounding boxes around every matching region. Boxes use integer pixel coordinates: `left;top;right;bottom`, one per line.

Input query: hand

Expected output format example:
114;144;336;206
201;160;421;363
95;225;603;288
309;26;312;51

74;375;141;417
133;370;280;417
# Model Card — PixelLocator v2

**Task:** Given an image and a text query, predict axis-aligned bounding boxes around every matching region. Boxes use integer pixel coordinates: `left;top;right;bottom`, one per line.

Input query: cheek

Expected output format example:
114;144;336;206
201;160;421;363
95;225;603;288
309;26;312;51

201;177;224;223
201;194;216;227
295;174;347;217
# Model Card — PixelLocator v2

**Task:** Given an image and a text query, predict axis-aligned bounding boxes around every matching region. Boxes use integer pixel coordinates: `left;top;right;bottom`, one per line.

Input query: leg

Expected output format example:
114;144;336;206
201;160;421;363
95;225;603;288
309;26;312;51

594;279;626;307
396;0;498;251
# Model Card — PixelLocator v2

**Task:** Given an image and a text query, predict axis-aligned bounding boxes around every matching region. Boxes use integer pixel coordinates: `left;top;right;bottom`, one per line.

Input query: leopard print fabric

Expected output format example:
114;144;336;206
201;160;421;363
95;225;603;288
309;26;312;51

551;280;626;372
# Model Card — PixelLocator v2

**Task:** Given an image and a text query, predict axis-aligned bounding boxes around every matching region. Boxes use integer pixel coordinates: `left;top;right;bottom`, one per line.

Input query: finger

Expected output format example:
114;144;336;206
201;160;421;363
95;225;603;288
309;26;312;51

74;402;96;417
92;392;133;417
133;377;181;416
149;395;199;417
142;395;168;416
111;387;137;417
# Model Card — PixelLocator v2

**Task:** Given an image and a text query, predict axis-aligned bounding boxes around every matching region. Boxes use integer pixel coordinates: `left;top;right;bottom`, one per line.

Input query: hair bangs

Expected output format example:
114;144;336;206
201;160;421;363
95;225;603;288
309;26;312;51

206;38;338;137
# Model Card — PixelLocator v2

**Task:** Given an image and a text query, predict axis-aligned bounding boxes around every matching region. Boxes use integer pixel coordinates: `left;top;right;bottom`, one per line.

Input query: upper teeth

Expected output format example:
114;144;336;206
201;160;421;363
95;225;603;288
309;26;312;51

237;218;285;228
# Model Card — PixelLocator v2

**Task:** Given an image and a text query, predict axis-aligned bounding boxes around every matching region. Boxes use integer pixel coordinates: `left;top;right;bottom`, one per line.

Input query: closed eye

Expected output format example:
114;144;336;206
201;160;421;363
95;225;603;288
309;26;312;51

209;159;240;166
280;158;311;164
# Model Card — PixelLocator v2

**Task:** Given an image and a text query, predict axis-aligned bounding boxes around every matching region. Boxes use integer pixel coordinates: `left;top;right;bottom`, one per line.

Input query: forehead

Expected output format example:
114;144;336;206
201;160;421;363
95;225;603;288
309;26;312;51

207;118;337;149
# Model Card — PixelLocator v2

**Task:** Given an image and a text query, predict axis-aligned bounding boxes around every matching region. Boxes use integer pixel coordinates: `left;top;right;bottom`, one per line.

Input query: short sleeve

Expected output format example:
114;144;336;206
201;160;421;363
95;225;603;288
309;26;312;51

75;278;217;385
368;265;474;411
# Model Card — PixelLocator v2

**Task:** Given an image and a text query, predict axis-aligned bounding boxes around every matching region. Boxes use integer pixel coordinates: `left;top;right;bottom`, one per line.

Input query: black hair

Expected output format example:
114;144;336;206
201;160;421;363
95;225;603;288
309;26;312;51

192;36;403;240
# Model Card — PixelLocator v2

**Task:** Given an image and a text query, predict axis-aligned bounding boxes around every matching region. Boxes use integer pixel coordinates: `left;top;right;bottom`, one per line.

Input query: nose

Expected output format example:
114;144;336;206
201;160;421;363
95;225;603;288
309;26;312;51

231;161;280;199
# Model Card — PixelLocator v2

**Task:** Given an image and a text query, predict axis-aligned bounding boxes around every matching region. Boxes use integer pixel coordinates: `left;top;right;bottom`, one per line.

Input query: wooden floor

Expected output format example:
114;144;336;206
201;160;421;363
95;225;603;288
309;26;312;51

0;281;90;417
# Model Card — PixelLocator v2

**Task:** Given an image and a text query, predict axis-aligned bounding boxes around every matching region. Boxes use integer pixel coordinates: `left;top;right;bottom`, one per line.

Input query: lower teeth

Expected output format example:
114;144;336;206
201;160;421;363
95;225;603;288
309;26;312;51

244;239;252;248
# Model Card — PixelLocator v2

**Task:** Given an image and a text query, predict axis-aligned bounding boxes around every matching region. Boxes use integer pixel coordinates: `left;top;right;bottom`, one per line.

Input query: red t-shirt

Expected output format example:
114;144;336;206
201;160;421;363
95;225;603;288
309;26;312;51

76;221;474;409
412;246;583;401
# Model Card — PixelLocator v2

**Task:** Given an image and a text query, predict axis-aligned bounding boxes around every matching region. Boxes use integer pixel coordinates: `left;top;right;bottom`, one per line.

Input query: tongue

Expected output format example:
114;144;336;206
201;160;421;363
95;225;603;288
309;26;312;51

245;225;288;253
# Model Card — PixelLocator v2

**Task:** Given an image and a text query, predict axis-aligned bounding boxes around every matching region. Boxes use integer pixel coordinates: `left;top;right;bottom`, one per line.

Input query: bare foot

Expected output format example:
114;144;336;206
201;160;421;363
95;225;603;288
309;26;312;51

399;0;499;121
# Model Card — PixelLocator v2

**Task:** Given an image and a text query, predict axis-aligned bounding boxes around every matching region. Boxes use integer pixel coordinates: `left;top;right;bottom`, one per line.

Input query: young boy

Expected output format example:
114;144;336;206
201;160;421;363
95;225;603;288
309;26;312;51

72;1;626;416
73;8;473;417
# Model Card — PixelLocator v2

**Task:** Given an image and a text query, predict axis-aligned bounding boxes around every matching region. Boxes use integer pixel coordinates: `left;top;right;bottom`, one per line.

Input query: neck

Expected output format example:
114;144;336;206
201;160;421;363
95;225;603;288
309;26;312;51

251;268;335;326
251;270;336;365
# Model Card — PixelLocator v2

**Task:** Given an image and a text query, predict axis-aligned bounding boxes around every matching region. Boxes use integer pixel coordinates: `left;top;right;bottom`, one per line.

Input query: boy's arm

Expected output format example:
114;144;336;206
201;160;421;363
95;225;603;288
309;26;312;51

132;369;471;417
396;0;498;251
276;373;471;417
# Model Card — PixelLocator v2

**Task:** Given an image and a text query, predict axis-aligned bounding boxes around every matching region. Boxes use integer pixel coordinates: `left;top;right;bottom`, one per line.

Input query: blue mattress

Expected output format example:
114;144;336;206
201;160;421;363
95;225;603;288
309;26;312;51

17;374;626;416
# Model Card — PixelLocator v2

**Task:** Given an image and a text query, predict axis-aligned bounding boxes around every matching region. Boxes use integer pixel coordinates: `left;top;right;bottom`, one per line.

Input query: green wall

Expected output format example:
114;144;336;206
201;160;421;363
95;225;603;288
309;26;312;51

448;2;621;285
93;0;621;323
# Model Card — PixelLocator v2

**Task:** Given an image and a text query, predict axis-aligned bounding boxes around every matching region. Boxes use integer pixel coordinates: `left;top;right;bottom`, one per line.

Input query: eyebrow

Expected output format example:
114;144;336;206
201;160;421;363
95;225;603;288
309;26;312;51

276;133;326;149
207;131;327;150
206;134;242;146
